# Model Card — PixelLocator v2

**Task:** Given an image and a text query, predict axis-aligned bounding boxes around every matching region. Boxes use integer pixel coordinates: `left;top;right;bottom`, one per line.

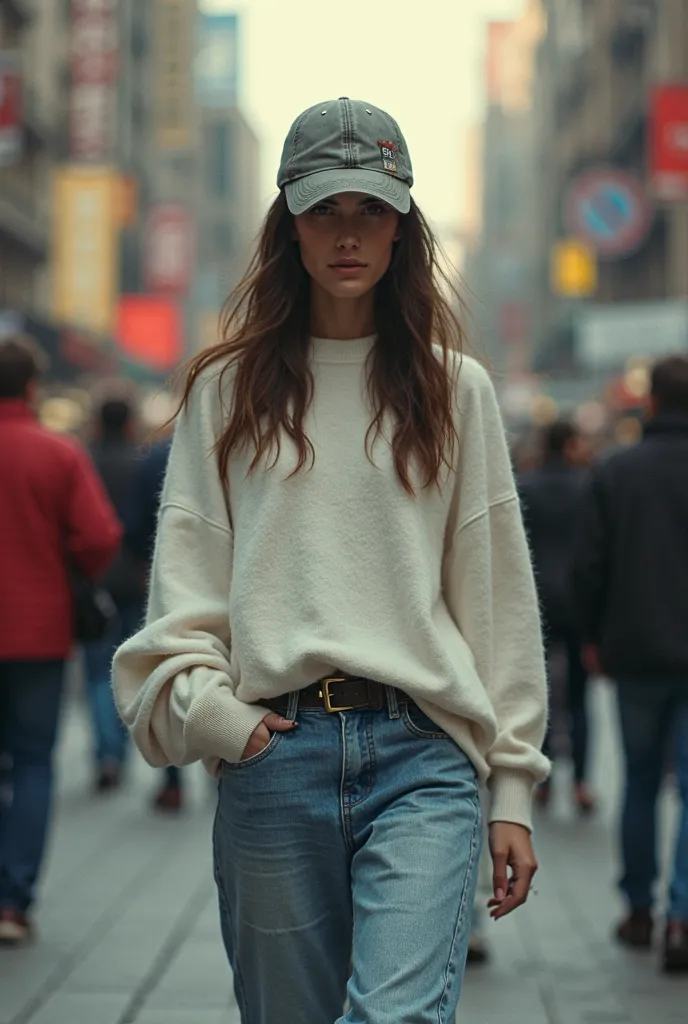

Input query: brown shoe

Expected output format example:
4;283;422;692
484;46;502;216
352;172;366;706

616;909;653;949
153;783;183;813
663;920;688;973
0;908;33;946
574;782;596;816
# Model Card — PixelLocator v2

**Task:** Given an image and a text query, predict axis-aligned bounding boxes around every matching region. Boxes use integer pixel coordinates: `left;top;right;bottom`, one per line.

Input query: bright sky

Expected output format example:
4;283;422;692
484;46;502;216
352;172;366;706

201;0;526;233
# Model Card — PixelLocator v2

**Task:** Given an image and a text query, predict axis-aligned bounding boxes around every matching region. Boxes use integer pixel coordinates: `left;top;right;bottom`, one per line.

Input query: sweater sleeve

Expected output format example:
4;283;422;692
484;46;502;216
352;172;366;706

112;370;268;768
442;360;550;830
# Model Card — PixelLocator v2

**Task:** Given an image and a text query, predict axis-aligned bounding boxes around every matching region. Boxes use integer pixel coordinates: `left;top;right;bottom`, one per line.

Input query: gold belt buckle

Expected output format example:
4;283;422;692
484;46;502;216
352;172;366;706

320;676;356;713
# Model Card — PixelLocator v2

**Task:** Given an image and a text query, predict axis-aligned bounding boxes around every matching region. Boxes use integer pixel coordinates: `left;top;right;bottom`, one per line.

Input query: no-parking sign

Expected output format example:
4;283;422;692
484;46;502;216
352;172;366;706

563;168;652;259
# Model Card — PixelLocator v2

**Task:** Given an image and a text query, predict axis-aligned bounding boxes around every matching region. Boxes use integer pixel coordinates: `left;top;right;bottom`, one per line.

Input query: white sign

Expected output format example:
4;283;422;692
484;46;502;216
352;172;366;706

576;300;688;371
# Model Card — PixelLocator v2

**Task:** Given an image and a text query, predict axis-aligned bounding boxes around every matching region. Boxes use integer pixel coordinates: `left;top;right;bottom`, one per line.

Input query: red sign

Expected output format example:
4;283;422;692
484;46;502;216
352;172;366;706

0;53;22;167
651;85;688;201
116;295;183;371
564;168;651;259
69;0;118;162
144;204;195;295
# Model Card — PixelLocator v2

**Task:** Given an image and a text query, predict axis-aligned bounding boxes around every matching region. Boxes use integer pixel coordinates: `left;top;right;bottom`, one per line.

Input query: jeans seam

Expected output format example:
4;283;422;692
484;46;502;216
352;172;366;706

401;704;450;741
437;778;481;1023
212;797;251;1023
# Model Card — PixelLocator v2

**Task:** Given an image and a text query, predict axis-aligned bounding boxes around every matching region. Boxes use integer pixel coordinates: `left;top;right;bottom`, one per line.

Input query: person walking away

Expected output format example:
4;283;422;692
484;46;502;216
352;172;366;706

0;336;121;945
83;397;146;792
125;437;183;811
520;420;594;814
114;98;549;1022
572;355;688;973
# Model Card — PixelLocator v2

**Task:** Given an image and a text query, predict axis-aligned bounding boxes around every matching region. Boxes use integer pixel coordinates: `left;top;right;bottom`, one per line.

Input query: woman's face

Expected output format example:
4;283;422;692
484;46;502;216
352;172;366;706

293;192;400;301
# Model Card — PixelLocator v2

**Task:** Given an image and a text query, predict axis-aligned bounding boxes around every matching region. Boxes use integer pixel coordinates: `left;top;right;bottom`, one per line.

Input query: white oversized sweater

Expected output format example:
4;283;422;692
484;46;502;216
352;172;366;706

113;336;549;829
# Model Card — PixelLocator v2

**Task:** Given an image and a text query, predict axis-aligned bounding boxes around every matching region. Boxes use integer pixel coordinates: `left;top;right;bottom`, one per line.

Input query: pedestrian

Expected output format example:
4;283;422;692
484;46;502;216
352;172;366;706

572;354;688;973
125;437;184;812
519;420;595;814
114;98;549;1021
83;395;147;792
0;335;121;945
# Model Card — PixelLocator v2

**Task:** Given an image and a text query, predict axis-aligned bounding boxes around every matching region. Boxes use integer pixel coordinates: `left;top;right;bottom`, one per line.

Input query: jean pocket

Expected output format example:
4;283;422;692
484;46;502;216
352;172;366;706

221;729;284;772
401;701;451;740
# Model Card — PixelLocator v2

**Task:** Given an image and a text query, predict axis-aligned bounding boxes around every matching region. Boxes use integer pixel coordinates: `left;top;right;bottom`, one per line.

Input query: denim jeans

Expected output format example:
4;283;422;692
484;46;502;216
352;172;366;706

0;659;65;911
213;688;482;1024
616;679;688;920
83;602;143;767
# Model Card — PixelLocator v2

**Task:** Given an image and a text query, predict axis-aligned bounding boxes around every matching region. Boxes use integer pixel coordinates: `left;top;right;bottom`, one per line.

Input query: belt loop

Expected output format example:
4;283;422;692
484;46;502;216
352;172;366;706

286;690;299;719
385;685;400;720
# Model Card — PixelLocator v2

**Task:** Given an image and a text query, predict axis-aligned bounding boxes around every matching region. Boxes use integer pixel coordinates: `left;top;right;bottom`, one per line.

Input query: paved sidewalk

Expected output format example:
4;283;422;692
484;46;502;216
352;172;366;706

1;680;686;1023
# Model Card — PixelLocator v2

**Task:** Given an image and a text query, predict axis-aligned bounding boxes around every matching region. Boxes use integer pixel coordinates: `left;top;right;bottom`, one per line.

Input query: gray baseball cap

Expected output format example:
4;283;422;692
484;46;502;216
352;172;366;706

277;98;413;216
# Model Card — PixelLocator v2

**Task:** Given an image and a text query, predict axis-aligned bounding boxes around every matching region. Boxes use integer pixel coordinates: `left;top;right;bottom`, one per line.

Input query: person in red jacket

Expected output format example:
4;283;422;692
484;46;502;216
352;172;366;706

0;335;122;945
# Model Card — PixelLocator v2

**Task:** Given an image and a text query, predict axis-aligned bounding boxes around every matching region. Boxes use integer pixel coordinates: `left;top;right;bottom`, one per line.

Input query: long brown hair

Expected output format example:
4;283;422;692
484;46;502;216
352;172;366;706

180;193;468;495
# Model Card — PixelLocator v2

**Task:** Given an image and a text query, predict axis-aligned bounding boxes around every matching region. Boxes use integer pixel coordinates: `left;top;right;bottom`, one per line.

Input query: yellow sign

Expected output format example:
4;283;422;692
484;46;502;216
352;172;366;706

51;165;119;335
550;239;597;298
154;0;194;150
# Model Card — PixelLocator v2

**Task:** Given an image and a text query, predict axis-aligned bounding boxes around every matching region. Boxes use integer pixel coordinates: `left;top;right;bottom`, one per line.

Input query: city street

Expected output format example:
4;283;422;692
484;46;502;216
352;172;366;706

1;678;686;1024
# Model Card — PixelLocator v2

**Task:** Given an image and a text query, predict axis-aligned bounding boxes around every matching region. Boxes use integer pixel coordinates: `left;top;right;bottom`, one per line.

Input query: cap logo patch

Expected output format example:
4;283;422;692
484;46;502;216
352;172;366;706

378;140;398;175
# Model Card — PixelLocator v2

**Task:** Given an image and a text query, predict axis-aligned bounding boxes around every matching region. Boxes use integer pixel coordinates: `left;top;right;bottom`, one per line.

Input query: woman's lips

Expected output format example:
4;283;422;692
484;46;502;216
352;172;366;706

329;262;367;275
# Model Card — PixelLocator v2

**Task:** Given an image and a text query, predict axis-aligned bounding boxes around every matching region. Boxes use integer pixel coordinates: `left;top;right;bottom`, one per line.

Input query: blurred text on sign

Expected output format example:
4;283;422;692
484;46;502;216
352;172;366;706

0;52;22;167
651;85;688;202
51;165;119;336
144;203;195;295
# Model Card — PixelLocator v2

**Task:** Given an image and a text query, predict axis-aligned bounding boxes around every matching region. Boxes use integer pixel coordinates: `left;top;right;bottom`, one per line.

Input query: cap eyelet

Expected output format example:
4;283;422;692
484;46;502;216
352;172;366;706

321;110;327;115
366;109;372;114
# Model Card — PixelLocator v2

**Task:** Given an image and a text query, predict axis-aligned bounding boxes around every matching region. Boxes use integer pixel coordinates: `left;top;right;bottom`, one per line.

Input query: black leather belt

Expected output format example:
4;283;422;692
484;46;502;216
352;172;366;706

269;674;390;714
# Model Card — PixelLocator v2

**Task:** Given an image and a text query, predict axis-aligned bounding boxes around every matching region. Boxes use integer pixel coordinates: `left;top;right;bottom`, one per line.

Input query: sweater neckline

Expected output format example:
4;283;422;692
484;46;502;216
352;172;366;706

310;335;376;364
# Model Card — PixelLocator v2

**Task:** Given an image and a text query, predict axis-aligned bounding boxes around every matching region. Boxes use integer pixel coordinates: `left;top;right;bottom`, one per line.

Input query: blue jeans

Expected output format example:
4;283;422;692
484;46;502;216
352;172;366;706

616;679;688;920
213;688;482;1024
83;602;143;767
0;659;65;911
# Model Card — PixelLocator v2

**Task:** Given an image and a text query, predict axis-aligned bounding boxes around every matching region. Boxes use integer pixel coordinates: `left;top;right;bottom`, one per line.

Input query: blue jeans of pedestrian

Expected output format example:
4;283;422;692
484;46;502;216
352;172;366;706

83;602;143;768
0;659;65;911
616;679;688;921
213;688;482;1024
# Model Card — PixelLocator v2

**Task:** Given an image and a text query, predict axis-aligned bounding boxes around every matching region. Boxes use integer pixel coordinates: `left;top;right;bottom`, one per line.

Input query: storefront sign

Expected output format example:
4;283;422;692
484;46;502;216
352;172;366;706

144;203;194;295
0;52;22;167
650;85;688;201
69;0;119;162
51;165;119;334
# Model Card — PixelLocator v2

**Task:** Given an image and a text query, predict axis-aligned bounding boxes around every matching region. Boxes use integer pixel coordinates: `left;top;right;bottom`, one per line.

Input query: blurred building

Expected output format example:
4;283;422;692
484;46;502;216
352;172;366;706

0;0;63;316
532;0;688;379
462;3;546;376
193;9;261;352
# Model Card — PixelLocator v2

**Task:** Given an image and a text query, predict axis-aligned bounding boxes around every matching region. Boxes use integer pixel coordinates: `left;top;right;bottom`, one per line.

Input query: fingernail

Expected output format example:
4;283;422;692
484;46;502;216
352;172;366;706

496;888;505;900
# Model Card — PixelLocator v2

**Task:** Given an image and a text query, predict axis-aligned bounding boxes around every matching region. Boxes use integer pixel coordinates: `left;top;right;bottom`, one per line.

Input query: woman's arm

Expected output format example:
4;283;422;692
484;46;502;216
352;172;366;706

112;371;267;768
442;359;550;832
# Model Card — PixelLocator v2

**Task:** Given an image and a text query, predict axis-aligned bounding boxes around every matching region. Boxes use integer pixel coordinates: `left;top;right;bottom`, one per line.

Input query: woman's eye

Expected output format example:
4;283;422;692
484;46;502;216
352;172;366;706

363;203;388;215
309;204;333;216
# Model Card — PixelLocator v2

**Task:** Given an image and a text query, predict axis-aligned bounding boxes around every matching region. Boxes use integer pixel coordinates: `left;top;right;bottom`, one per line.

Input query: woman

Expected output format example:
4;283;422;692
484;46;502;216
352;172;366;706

114;99;549;1023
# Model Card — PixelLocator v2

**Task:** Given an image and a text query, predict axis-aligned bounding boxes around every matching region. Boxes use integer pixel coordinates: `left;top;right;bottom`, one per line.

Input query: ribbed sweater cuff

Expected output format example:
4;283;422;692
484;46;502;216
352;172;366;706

184;684;269;765
488;769;536;832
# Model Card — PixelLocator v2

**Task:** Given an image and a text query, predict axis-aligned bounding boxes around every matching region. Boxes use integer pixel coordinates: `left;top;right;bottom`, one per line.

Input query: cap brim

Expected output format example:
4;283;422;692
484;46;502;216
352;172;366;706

285;168;411;215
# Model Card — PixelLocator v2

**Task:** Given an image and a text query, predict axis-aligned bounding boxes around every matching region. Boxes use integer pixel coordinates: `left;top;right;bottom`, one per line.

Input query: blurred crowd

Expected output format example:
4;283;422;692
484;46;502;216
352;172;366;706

0;332;687;976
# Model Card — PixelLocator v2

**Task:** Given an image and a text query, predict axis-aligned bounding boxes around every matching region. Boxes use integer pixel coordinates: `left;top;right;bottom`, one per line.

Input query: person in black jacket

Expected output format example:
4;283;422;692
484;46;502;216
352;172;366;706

83;397;146;792
572;355;688;973
125;437;183;812
519;421;594;814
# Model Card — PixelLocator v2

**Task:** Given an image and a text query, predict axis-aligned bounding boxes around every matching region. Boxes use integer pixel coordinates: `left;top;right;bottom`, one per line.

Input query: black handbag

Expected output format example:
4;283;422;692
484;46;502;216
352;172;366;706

69;566;118;643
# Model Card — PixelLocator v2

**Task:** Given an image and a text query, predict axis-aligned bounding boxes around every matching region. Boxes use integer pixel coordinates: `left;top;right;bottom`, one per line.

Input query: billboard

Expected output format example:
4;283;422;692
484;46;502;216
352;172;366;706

69;0;119;162
650;85;688;202
0;52;22;167
143;203;194;295
154;0;195;150
51;165;119;335
197;11;239;108
577;300;688;372
116;295;183;370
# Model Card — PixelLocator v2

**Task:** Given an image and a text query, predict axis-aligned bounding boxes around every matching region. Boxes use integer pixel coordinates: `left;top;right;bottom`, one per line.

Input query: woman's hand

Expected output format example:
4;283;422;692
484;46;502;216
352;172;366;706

240;712;297;760
488;822;538;920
